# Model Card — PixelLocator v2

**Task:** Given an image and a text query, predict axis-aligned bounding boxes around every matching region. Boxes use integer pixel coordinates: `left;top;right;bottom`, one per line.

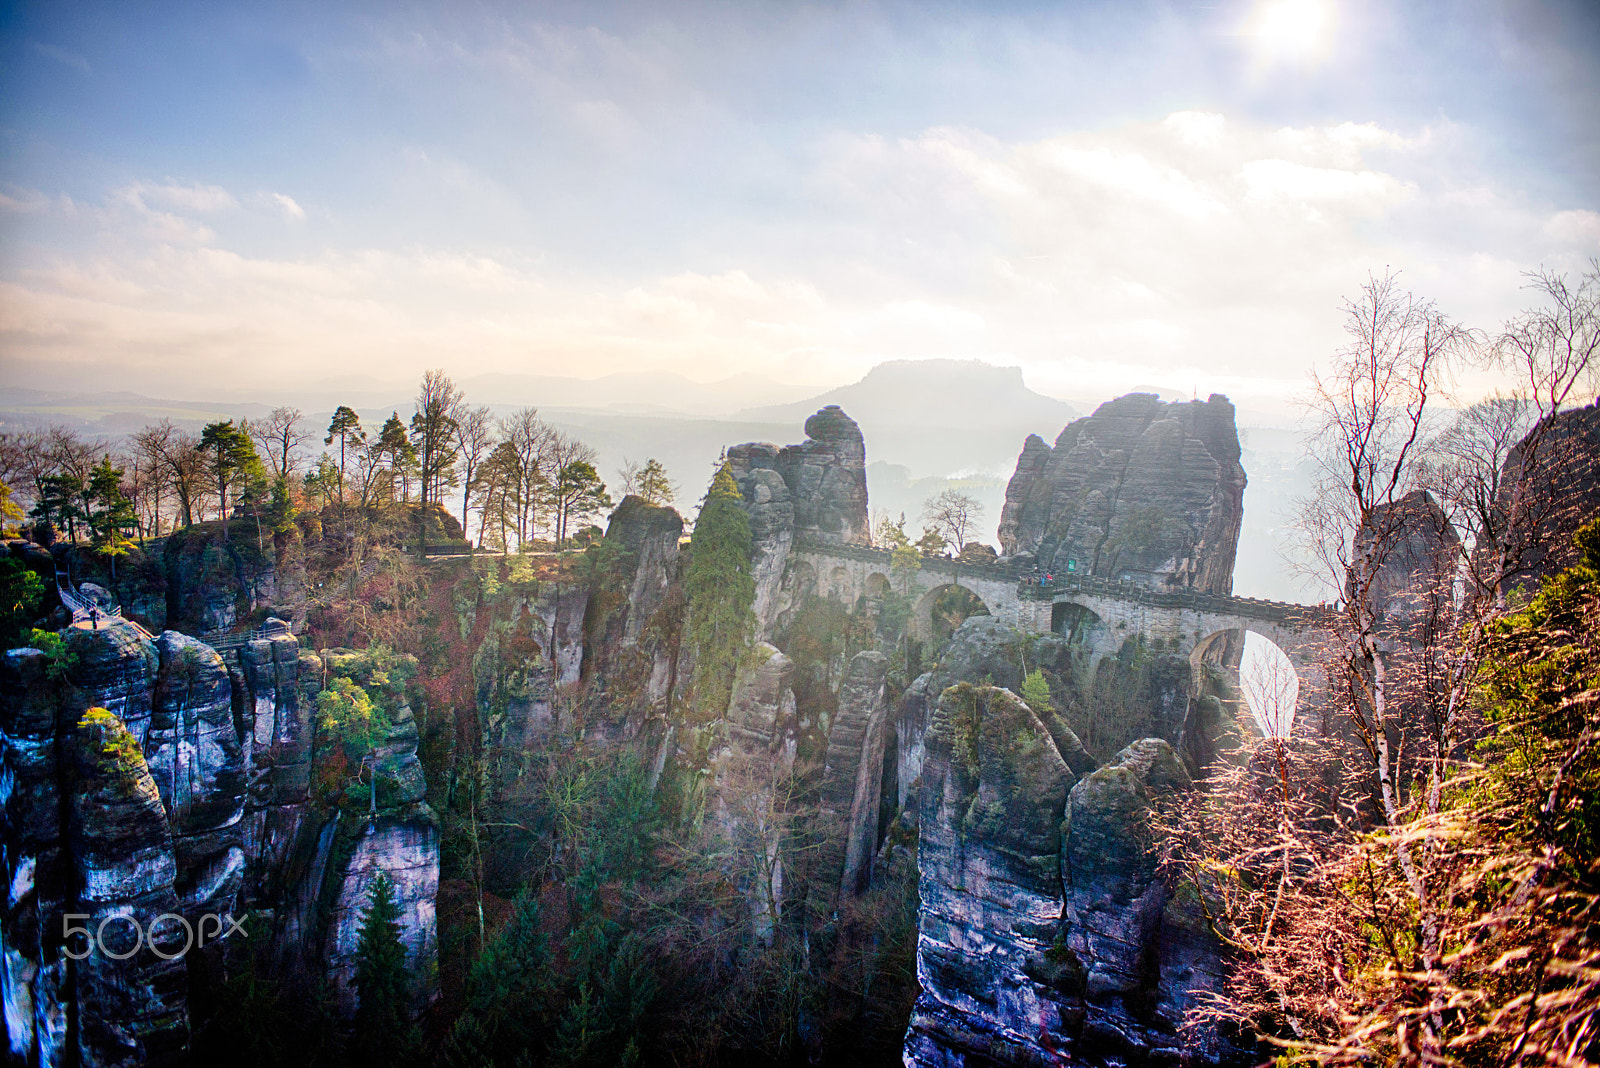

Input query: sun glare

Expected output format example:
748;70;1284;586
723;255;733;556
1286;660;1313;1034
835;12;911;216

1253;0;1330;62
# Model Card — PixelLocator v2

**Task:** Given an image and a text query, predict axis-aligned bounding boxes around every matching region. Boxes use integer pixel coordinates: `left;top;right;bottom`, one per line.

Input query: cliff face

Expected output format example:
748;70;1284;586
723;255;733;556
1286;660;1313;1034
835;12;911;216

904;683;1079;1066
0;622;441;1065
1494;402;1600;590
998;393;1246;594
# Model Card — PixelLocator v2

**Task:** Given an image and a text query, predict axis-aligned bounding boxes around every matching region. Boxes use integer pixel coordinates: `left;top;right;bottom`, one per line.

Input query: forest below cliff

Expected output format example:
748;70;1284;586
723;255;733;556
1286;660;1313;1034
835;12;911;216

0;264;1597;1068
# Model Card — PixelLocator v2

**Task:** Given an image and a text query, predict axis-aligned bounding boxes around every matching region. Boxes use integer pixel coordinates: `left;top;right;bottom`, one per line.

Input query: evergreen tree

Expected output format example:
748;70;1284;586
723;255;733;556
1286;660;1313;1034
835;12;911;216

29;472;84;541
86;457;138;576
376;413;415;501
550;460;613;545
684;463;756;720
324;406;364;499
351;872;420;1067
199;420;257;541
637;458;675;506
409;369;462;534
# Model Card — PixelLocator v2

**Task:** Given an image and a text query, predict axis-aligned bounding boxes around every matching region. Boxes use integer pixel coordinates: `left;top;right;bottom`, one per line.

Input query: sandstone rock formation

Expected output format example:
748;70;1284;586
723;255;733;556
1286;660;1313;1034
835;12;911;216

904;683;1079;1066
1058;738;1222;1062
65;708;190;1067
149;632;245;916
2;621;443;1060
998;393;1246;594
726;405;871;635
821;650;889;899
1493;401;1600;590
1354;489;1459;642
894;616;1093;810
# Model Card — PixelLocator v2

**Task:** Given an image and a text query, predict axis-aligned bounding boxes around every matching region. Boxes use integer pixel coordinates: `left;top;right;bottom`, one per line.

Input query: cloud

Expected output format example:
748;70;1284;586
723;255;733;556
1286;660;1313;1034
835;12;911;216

0;111;1589;411
118;181;239;213
266;193;306;221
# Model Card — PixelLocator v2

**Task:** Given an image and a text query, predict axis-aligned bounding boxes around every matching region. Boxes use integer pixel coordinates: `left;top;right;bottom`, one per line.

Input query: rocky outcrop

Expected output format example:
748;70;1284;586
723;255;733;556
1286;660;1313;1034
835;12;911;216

726;642;797;755
998;393;1246;594
66;707;189;1067
821;651;890;899
603;496;685;649
904;684;1079;1067
1492;401;1600;590
2;649;69;1067
906;714;1236;1066
1355;490;1459;642
149;633;245;916
64;620;159;747
780;406;870;548
894;616;1093;810
237;625;318;917
323;813;440;1016
726;405;871;635
725;443;799;637
1058;738;1231;1063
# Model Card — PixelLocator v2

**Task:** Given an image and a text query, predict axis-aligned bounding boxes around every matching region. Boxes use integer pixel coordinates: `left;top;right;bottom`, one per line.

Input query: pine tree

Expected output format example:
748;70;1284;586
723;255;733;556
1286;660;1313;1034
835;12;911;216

324;406;364;498
684;463;756;721
447;890;555;1065
351;871;420;1067
199;420;257;541
637;458;675;506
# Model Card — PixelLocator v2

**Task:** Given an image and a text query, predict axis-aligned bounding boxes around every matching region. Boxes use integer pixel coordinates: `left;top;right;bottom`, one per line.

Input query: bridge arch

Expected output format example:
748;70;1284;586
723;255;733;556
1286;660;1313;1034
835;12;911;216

864;572;890;599
827;566;851;601
1051;600;1108;651
1190;626;1302;737
908;582;992;644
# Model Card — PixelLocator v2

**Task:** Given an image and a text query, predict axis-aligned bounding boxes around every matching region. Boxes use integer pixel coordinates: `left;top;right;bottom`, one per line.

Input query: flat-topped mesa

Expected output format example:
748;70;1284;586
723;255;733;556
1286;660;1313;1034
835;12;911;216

998;392;1246;595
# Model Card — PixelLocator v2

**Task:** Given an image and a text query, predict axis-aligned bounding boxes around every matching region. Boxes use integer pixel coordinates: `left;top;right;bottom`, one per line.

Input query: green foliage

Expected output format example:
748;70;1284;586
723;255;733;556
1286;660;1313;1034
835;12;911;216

77;707;146;790
352;872;421;1067
86;457;138;558
0;558;45;649
551;460;613;544
315;676;391;757
915;528;947;556
684;463;755;721
1019;668;1053;714
29;627;77;682
445;890;557;1066
636;458;675;506
1477;517;1600;887
199;420;259;537
30;472;85;541
0;481;23;535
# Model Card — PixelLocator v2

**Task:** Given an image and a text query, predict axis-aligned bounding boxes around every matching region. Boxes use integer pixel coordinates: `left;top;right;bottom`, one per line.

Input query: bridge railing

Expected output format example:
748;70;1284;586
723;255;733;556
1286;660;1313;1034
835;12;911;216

789;535;1332;627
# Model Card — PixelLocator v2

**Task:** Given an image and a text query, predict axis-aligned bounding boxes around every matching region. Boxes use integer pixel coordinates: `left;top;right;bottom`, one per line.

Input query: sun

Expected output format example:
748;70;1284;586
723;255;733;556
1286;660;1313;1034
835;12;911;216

1252;0;1331;63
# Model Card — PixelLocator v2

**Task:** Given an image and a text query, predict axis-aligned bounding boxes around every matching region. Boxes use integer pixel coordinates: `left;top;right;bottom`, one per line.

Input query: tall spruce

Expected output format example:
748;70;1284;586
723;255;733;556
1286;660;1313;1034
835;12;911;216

684;463;756;720
351;872;420;1067
324;406;364;499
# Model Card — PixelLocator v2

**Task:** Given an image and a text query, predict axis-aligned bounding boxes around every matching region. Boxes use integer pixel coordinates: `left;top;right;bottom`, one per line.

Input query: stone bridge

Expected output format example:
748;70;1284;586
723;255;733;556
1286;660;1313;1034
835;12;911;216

789;537;1338;711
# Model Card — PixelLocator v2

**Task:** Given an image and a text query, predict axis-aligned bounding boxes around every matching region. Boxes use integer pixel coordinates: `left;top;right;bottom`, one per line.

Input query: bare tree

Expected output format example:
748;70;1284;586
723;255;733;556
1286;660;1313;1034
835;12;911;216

498;408;556;546
1296;272;1474;1056
920;489;983;551
248;406;310;479
130;421;210;528
451;404;494;541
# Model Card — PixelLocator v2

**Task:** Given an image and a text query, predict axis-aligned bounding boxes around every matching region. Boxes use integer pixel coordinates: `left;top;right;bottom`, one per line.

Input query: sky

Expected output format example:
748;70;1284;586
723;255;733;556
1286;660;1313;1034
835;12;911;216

1;0;1597;411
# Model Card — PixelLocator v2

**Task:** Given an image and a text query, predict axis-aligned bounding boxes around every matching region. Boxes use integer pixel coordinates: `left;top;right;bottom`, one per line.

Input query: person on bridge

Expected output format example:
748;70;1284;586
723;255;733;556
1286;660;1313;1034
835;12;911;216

90;607;99;630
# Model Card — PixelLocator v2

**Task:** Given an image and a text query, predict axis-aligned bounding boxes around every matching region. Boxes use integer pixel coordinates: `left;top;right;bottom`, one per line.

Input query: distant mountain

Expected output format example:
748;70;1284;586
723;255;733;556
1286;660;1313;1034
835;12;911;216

736;359;1077;479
